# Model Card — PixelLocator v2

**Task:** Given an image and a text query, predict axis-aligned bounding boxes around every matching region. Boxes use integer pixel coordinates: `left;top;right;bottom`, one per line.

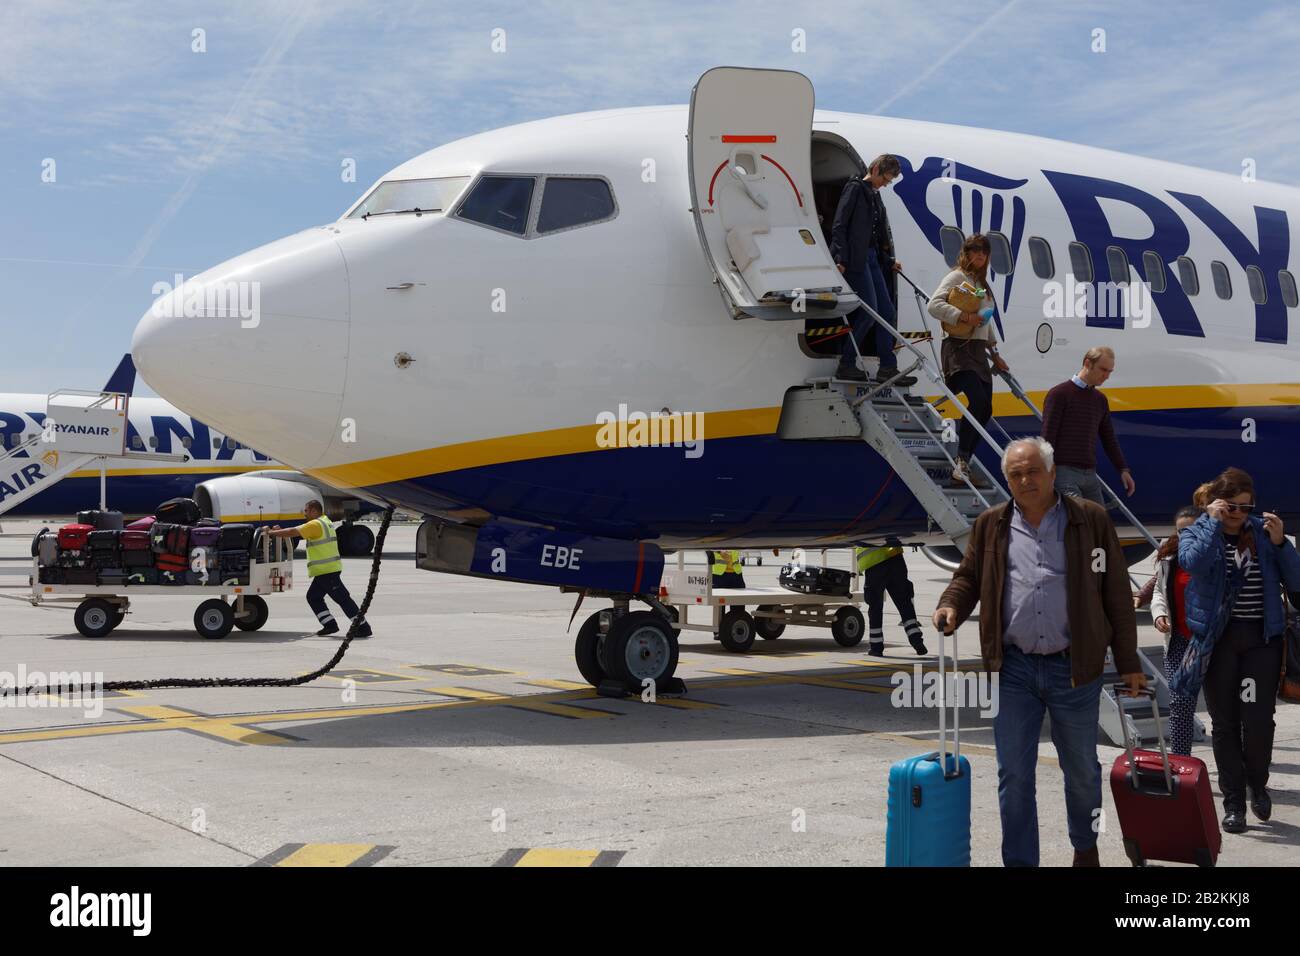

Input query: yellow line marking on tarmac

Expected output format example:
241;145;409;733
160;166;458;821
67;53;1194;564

494;848;626;867
254;843;395;867
315;667;421;683
526;679;721;710
0;664;998;746
425;686;615;719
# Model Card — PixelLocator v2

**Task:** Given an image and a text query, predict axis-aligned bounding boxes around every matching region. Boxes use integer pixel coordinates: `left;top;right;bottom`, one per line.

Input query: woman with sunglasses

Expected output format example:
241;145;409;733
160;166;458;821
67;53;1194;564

1174;467;1300;832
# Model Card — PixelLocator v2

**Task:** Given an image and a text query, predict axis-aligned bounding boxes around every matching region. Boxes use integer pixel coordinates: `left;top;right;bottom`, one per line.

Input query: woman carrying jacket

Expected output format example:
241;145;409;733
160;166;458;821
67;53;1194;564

1173;467;1300;833
926;234;1009;487
1148;506;1201;755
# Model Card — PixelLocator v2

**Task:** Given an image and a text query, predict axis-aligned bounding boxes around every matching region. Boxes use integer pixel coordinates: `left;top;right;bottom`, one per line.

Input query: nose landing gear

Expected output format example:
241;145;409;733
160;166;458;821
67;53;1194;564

573;598;685;697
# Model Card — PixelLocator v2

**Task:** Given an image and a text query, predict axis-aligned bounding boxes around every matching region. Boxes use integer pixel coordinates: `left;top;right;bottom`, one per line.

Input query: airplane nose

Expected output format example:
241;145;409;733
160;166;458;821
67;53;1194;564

131;228;350;469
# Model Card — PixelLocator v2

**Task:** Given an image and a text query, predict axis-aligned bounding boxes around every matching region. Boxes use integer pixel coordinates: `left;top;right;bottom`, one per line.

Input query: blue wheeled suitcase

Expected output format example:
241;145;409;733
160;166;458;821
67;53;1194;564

885;623;972;866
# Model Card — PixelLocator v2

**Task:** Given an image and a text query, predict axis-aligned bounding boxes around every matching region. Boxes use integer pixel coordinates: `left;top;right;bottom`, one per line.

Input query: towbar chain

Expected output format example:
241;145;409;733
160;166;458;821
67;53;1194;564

0;506;396;697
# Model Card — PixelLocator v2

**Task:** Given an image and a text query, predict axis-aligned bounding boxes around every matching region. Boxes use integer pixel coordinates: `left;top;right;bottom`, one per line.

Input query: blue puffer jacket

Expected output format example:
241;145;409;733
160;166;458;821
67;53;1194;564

1179;513;1300;639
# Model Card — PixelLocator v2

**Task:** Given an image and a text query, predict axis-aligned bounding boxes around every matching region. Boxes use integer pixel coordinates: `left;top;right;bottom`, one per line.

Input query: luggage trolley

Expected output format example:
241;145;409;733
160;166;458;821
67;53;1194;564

659;551;866;652
29;535;295;639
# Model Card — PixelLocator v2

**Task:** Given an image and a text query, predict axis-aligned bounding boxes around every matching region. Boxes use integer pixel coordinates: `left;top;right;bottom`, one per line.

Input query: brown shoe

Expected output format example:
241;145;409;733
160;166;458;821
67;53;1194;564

1072;846;1100;867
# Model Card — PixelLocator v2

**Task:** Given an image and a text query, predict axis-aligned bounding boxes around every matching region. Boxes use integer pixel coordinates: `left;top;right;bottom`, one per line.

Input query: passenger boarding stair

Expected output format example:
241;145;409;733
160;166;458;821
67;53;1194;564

780;282;1199;748
0;388;184;520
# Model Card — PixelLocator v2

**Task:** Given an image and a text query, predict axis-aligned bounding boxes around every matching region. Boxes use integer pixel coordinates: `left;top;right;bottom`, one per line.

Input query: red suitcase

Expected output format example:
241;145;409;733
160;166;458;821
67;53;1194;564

121;529;151;551
57;523;94;550
1109;686;1221;868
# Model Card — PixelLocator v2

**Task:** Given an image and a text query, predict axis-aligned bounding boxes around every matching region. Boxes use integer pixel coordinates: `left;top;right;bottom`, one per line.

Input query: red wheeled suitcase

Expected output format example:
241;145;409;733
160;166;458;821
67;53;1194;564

1109;686;1221;867
57;523;94;550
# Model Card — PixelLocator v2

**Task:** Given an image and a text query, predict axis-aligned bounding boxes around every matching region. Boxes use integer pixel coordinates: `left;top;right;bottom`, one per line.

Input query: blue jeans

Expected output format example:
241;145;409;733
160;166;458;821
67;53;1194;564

839;257;897;370
993;645;1103;866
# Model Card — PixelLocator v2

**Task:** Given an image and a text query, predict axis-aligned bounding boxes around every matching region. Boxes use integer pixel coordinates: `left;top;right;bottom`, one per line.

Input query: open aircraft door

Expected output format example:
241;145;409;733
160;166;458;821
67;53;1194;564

688;67;859;321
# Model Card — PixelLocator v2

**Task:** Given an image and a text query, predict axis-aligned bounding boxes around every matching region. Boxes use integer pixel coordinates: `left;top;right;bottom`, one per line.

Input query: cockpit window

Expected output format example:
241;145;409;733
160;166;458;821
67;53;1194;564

537;177;616;234
347;176;470;219
455;176;535;235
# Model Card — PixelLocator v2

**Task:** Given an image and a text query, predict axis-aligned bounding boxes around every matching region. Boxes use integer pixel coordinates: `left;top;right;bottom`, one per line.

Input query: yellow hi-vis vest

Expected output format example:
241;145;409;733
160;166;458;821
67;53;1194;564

711;550;742;575
855;545;902;573
304;515;343;577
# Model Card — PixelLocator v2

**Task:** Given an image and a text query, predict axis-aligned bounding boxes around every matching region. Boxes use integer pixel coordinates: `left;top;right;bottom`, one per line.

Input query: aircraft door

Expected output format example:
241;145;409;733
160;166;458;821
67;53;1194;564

688;67;859;320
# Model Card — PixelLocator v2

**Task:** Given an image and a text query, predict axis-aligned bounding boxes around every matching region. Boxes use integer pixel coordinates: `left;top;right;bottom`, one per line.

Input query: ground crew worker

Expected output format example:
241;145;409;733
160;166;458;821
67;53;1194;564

269;500;372;637
707;549;746;589
856;541;927;656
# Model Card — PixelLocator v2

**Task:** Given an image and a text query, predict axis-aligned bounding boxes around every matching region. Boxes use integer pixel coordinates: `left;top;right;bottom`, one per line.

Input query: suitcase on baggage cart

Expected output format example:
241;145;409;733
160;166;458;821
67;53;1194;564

155;497;202;525
88;529;121;551
151;523;189;555
78;509;124;531
1109;686;1221;868
189;526;220;549
32;529;58;566
122;549;154;568
121;529;150;551
63;568;99;586
886;624;972;866
159;570;185;585
57;523;94;550
218;523;254;551
126;515;156;532
778;563;853;597
156;553;188;573
126;569;159;586
98;568;127;586
38;566;66;585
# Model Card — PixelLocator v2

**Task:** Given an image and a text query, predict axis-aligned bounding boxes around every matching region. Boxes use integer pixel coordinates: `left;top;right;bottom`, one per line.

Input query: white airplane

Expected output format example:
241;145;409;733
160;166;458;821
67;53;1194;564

129;67;1300;687
0;357;381;554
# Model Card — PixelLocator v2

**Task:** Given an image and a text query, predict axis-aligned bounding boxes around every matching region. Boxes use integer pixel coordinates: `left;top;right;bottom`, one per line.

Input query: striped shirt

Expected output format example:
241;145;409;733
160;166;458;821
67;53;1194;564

1225;537;1264;621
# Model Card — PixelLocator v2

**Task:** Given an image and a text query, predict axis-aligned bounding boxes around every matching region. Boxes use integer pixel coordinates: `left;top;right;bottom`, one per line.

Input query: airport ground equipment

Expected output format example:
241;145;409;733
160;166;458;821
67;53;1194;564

0;387;184;518
659;549;868;652
29;534;295;639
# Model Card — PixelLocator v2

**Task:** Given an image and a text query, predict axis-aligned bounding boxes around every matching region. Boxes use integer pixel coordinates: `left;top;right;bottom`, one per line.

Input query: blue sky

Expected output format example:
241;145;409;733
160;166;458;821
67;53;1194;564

2;0;1298;394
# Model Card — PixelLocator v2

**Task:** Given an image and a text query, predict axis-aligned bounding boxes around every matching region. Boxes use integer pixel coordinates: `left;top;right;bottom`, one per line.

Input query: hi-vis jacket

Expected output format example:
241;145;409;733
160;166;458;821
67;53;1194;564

301;515;343;577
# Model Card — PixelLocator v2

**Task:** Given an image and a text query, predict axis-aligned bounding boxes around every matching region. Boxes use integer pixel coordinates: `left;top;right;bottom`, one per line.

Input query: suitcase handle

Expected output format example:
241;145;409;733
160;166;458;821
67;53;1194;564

1115;684;1173;796
934;622;961;779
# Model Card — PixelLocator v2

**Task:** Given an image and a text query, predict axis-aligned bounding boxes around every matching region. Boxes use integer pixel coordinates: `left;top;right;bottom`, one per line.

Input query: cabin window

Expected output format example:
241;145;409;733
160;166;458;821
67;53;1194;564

536;177;616;234
1068;242;1094;282
1142;252;1167;293
455;176;535;236
226;437;237;450
213;437;222;449
347;176;470;219
939;226;964;268
131;435;144;450
1028;237;1054;279
1176;256;1199;295
1211;260;1232;299
1245;265;1267;305
181;436;192;449
1106;246;1131;284
987;231;1015;275
148;435;158;449
1280;270;1299;308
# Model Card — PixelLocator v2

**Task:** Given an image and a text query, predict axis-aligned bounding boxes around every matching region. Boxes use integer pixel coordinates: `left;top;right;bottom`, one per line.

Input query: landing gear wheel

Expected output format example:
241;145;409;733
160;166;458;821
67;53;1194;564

574;611;606;687
74;598;117;638
719;608;757;652
110;609;126;631
831;606;866;647
194;598;235;639
232;594;269;632
602;611;678;691
754;605;785;640
341;523;374;557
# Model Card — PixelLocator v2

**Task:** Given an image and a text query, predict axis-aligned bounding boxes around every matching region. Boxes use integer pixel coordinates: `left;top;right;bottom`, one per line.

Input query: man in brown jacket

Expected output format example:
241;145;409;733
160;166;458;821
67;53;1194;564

933;437;1146;867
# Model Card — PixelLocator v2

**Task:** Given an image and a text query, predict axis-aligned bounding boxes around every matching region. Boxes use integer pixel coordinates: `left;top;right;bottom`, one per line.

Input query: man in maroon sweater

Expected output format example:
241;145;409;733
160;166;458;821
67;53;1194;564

1040;347;1136;506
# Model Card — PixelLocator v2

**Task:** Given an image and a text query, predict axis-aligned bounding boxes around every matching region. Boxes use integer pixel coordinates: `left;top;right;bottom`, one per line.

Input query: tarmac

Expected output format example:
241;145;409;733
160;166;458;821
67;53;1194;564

1;518;1296;867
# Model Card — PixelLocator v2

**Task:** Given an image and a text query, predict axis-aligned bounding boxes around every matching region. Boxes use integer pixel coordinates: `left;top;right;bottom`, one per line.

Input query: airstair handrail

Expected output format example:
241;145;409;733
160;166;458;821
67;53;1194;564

889;272;1161;553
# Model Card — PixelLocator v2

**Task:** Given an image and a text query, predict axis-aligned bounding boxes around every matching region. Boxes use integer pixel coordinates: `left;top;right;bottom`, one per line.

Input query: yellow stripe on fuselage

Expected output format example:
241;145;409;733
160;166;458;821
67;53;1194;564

307;407;780;489
304;382;1300;489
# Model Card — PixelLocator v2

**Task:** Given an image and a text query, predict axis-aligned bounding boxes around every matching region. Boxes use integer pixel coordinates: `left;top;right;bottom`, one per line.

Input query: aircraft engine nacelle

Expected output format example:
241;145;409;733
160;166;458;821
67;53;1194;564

192;474;376;555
